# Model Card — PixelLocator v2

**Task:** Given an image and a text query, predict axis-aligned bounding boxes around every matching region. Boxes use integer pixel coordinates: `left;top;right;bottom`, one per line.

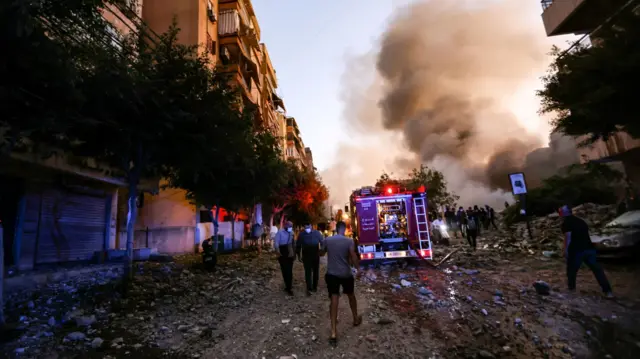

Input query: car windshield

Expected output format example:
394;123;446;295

605;210;640;228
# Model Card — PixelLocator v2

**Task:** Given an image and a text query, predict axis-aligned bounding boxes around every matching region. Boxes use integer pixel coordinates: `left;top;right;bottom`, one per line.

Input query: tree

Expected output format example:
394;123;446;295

502;162;622;223
538;7;640;145
408;165;459;210
65;23;225;280
375;165;459;210
0;0;119;154
286;168;329;225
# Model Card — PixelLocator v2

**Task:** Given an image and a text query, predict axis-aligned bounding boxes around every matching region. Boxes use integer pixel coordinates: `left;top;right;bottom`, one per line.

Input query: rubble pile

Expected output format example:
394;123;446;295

0;251;277;358
488;203;616;255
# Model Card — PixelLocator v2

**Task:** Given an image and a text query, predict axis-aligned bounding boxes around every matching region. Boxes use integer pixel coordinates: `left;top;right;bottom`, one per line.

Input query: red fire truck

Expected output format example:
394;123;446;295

348;185;433;261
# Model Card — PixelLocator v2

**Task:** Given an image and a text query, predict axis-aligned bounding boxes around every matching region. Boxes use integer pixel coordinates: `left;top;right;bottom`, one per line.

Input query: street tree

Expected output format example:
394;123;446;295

66;24;223;280
0;0;119;154
284;167;329;226
538;7;640;144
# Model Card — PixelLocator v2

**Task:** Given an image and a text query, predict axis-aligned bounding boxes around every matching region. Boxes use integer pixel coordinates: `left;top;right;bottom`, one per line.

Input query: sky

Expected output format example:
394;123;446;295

251;0;414;170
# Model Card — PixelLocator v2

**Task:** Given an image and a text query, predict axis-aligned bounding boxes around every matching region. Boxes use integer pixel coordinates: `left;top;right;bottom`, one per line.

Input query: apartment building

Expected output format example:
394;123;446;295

134;0;292;252
285;117;311;169
539;0;640;186
304;147;315;170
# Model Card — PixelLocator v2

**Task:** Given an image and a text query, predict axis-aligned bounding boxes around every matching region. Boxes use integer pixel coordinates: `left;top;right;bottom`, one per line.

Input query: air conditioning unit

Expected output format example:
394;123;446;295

207;9;216;22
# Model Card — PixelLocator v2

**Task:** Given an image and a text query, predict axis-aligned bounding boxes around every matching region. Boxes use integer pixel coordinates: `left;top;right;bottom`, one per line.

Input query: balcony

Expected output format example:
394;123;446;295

541;0;629;36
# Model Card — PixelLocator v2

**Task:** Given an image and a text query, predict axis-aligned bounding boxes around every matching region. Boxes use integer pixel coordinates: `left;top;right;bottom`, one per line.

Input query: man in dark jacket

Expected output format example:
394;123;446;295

559;205;613;298
296;222;324;296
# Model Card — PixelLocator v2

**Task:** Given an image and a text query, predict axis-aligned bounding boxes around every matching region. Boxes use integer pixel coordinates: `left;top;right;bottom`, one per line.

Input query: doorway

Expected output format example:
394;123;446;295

0;175;24;267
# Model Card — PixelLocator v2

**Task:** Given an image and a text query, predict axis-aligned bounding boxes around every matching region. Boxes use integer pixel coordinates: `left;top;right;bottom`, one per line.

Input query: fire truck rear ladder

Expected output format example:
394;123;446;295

413;196;433;260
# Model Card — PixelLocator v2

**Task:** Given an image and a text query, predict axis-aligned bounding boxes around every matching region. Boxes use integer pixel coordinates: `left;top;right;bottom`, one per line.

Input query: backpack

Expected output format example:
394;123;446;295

467;218;477;230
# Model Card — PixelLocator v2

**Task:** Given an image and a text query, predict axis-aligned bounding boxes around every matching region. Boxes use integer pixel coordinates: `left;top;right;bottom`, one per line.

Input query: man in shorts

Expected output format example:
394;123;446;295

320;221;362;346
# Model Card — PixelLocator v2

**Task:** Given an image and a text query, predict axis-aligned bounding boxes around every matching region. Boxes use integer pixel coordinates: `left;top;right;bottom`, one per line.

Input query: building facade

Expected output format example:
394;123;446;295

539;0;640;186
285;116;310;169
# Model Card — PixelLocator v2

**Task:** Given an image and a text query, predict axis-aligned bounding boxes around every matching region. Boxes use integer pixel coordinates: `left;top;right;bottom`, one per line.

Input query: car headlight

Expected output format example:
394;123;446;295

601;239;620;247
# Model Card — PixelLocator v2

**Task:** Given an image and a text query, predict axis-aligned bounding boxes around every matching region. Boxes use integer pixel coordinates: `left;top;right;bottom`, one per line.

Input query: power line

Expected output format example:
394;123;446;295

557;0;639;59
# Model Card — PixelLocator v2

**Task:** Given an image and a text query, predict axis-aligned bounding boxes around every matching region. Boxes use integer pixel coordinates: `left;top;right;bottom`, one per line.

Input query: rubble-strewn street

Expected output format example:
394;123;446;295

2;229;640;359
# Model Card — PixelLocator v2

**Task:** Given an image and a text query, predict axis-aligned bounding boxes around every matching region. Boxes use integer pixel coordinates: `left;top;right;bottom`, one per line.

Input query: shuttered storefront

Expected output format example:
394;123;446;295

35;187;109;264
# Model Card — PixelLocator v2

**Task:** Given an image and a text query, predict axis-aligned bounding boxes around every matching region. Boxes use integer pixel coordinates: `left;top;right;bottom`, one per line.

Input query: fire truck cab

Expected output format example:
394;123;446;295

349;185;433;261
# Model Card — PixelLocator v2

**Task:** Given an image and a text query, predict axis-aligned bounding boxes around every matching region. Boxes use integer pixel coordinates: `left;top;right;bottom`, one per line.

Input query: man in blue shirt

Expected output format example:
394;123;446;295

296;222;324;296
274;221;295;296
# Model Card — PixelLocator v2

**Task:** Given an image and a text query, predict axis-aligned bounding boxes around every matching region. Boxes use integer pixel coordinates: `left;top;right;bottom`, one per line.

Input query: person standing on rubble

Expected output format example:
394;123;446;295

321;221;362;346
456;206;466;237
465;212;478;251
274;221;296;296
559;205;614;298
296;221;324;296
486;205;498;230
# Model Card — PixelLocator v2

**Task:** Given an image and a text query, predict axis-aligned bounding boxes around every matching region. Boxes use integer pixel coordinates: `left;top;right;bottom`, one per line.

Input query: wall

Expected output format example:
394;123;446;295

142;0;217;64
117;185;197;253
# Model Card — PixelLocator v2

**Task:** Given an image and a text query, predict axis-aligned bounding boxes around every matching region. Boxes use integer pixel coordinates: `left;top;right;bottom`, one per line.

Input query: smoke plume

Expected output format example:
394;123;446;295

322;0;578;208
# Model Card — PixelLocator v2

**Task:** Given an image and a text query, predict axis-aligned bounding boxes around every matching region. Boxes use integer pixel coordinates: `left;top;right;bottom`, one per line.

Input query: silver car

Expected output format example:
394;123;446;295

591;210;640;258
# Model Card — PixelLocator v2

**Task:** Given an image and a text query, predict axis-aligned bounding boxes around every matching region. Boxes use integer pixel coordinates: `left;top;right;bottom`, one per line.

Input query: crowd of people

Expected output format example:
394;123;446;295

429;204;499;250
273;220;360;346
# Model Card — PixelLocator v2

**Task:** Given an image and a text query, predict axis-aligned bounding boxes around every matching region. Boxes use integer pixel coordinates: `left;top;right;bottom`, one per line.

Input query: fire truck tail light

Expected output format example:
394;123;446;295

362;252;375;259
420;249;431;258
386;187;393;194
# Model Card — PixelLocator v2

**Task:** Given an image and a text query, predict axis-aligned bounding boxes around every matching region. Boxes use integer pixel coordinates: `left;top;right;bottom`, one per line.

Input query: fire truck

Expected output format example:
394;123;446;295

348;184;433;261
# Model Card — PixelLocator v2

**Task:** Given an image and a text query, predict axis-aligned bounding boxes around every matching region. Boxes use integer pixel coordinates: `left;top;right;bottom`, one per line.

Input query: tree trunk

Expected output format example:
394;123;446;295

280;213;286;228
124;177;138;283
0;224;5;327
212;205;220;252
269;213;275;228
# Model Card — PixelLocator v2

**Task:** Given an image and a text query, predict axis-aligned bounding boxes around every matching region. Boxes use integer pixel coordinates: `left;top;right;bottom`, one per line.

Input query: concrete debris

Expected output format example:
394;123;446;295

487;203;616;255
533;281;551;295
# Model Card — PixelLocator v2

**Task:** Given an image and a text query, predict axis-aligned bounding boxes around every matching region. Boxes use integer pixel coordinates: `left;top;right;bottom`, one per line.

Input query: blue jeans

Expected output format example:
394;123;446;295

566;250;612;293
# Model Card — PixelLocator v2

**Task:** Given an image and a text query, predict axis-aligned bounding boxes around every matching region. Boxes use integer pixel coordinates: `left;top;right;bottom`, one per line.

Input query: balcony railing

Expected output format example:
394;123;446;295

541;0;554;11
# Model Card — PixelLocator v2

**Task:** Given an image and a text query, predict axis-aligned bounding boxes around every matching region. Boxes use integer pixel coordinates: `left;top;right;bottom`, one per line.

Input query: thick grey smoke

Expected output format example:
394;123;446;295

322;0;578;207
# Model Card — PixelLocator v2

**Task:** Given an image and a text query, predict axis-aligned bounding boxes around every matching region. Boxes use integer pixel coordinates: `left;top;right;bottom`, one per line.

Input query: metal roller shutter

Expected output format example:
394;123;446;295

36;188;108;264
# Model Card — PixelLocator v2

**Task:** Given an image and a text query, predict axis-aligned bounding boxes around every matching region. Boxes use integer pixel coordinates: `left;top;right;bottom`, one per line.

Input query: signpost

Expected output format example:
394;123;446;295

508;172;533;240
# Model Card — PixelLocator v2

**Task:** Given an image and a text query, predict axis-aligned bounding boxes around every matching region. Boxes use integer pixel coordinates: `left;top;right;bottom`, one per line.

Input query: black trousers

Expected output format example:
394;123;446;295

303;254;320;291
490;218;498;230
466;229;477;250
278;245;294;291
566;250;612;293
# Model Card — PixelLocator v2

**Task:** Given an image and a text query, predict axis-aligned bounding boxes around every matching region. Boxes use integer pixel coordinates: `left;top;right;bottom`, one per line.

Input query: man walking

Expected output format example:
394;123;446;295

296;222;323;296
559;205;613;298
274;221;295;296
321;221;362;346
465;213;478;251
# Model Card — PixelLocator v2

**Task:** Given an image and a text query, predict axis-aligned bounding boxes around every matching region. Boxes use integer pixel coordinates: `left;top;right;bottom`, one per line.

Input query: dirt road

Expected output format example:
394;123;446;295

2;245;640;359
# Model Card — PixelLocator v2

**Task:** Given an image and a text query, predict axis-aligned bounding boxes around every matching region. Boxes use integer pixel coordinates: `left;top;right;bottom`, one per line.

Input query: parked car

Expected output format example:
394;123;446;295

591;210;640;258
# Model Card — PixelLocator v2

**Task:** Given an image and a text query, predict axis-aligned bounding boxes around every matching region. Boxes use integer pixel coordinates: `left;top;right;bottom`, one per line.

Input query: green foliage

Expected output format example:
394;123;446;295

538;7;640;144
504;162;622;223
375;165;459;210
0;0;120;153
2;0;286;265
268;160;329;225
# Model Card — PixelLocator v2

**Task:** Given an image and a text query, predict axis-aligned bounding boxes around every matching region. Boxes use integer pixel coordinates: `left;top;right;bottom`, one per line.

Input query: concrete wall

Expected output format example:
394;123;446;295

120;226;197;253
136;187;196;229
143;0;217;63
